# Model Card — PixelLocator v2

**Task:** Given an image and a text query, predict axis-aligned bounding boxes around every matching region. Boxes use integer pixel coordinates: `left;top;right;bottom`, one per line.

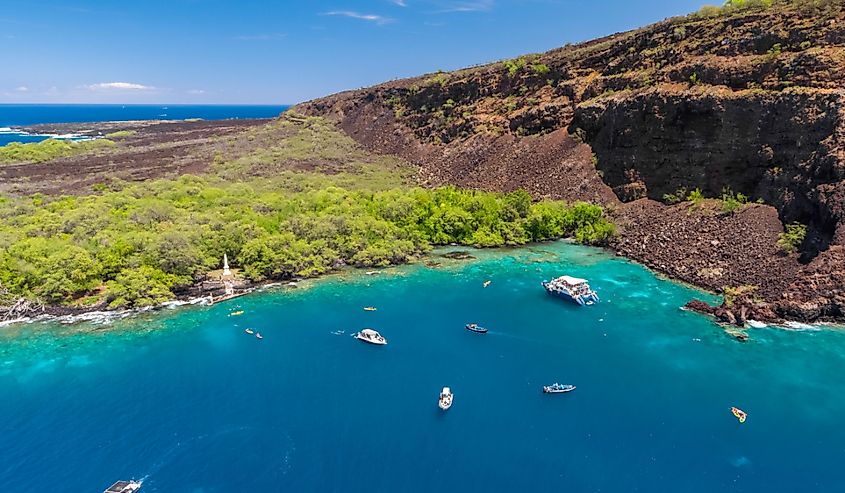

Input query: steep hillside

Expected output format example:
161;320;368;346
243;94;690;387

298;0;845;324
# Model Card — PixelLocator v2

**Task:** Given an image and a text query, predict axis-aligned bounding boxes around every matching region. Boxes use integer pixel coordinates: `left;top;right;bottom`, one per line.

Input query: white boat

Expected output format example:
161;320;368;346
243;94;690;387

542;275;599;306
439;387;453;410
355;328;387;345
104;480;142;493
543;383;576;394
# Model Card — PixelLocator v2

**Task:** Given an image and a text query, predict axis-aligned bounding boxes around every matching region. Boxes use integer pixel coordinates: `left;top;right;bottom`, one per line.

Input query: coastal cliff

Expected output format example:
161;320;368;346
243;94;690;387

297;0;845;324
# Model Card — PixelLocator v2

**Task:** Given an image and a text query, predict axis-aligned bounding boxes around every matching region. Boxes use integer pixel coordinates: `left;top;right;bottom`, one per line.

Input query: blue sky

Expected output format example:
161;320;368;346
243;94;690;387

1;0;706;104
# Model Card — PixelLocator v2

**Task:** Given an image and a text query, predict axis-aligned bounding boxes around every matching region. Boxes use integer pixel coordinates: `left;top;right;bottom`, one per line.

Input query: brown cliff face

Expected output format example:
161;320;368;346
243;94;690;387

298;0;845;324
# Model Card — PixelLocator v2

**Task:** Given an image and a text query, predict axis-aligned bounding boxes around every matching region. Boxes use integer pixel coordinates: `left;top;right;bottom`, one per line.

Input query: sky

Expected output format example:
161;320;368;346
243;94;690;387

1;0;707;105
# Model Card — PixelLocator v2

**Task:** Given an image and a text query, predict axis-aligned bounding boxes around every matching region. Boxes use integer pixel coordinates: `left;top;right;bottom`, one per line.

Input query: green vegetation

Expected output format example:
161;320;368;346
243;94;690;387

687;188;705;209
503;57;528;77
720;188;751;213
689;72;701;86
105;130;137;138
531;63;550;75
0;138;114;164
723;284;760;308
425;71;450;87
0;179;614;309
662;187;688;205
766;43;783;59
777;222;807;254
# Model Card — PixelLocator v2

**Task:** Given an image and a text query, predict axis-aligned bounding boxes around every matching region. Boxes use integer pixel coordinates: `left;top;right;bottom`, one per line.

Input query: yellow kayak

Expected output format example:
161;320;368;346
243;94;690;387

364;307;377;311
229;311;244;317
731;406;747;423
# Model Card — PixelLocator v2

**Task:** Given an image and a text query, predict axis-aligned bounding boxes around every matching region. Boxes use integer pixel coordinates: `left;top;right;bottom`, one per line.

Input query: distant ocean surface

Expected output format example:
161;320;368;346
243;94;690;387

0;104;288;146
2;242;844;492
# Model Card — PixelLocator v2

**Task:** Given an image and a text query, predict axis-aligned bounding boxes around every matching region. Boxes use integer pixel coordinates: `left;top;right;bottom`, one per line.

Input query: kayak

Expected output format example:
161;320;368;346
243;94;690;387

731;406;747;423
245;328;254;335
465;323;488;334
229;311;244;317
364;307;377;311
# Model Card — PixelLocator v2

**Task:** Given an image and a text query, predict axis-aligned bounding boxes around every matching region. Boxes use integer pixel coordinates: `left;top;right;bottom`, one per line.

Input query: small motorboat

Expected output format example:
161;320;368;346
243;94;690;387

483;280;491;288
439;387;453;410
731;406;747;423
355;328;387;345
543;383;576;394
255;332;263;340
103;480;142;493
244;328;254;335
229;310;244;317
465;323;488;334
366;271;380;276
363;306;377;311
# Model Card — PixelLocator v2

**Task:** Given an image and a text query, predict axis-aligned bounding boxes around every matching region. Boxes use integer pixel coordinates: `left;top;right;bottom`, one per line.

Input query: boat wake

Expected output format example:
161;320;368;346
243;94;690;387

140;425;296;485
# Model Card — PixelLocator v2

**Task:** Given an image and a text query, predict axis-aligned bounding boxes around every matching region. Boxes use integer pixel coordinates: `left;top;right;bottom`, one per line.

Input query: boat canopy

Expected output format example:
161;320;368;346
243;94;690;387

361;329;379;336
556;275;588;285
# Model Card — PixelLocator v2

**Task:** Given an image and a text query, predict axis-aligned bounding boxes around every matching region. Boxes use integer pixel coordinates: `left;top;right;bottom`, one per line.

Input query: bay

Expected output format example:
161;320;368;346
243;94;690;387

0;242;843;492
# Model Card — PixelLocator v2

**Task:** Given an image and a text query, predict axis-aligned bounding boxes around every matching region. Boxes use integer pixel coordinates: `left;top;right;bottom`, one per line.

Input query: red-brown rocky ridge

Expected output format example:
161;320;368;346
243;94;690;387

297;0;845;325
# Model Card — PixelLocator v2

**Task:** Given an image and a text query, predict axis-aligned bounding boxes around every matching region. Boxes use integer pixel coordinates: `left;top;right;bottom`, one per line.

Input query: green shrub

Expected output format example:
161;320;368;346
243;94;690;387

689;72;701;86
0;138;115;164
663;187;688;205
531;63;550;75
767;43;783;59
503;57;528;77
720;188;750;213
687;188;704;205
777;222;807;254
105;130;137;138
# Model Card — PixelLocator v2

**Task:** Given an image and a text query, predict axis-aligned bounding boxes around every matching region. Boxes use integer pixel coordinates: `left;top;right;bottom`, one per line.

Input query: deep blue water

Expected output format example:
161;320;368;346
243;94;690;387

1;243;844;492
0;104;287;146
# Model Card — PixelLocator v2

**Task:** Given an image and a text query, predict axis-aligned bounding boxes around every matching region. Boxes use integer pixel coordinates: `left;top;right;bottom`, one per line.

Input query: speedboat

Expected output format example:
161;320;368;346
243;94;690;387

483;280;491;288
355;328;387;345
543;383;576;394
244;328;254;335
439;387;453;410
731;406;747;423
542;275;599;306
103;480;142;493
255;332;263;340
465;323;488;334
363;306;377;311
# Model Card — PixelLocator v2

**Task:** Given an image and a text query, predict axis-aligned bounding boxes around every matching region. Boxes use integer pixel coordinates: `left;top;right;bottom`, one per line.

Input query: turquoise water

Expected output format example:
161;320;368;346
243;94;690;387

1;242;844;492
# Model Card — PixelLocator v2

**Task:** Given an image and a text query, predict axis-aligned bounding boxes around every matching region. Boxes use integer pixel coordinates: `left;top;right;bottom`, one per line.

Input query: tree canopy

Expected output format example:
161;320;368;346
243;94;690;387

0;176;614;309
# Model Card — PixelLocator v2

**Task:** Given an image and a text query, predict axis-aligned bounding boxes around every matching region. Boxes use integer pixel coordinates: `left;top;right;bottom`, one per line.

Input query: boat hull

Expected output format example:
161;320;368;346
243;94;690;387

541;282;599;306
355;334;387;345
465;324;488;334
543;385;576;393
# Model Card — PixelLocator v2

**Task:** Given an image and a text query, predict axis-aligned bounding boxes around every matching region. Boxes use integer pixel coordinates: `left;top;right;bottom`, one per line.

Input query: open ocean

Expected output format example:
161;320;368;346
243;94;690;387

0;104;287;146
1;242;843;492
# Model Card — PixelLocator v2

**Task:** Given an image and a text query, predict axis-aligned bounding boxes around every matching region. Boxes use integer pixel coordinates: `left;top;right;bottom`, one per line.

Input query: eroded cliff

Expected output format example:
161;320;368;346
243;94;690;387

298;0;845;324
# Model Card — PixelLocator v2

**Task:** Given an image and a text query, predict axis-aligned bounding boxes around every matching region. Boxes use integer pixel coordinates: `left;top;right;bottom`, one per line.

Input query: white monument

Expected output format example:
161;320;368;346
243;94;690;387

223;253;231;277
